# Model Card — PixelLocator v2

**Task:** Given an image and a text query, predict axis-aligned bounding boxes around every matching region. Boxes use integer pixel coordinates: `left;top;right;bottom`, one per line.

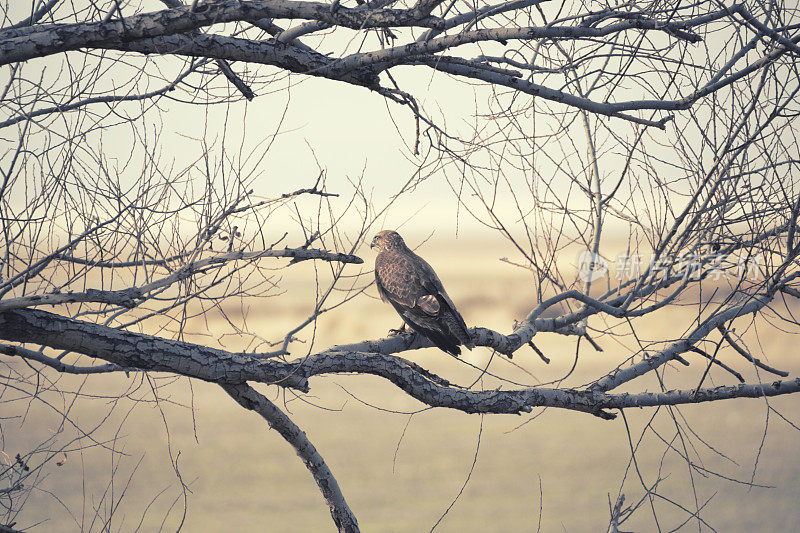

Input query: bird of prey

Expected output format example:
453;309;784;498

371;230;475;356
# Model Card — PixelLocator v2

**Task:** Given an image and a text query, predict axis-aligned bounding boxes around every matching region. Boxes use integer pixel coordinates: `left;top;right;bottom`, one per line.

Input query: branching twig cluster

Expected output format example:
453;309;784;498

1;0;799;530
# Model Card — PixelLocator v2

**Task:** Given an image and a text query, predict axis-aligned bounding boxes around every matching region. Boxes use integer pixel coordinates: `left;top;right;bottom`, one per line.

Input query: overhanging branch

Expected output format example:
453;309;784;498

0;0;444;67
1;307;796;421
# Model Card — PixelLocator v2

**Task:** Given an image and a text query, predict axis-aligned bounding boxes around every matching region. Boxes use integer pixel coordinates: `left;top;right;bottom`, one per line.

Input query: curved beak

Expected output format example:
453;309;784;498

369;241;375;249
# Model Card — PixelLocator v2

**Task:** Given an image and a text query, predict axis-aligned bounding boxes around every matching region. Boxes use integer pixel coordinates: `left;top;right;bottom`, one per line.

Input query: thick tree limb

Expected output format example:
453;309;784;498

297;349;616;418
0;308;310;390
3;1;789;127
299;351;800;416
0;0;444;67
2;307;796;422
107;33;380;87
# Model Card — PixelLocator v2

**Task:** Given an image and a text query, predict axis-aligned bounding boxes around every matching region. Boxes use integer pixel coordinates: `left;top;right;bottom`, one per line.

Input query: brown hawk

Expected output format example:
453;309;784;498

371;230;475;356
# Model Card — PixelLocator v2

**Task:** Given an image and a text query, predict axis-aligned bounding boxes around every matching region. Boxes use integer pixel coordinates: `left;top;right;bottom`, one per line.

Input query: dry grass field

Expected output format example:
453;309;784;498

5;239;800;532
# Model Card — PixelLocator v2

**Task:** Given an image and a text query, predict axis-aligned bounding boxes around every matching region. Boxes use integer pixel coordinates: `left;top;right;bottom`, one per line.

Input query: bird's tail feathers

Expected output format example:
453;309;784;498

424;328;462;357
405;318;462;356
445;312;474;350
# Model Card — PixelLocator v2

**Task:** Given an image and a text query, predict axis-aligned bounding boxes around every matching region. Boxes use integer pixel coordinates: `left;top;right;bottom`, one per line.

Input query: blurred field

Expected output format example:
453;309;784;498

5;238;800;532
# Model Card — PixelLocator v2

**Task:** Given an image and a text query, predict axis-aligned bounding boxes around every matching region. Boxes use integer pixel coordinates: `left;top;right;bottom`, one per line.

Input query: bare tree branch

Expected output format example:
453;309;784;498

221;383;359;532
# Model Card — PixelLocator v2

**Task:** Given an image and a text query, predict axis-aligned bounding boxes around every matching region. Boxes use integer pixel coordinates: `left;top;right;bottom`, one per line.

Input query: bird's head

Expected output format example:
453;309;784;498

370;230;406;251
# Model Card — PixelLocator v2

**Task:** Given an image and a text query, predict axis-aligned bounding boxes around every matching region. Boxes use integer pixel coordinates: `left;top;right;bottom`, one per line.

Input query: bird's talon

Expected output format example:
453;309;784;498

388;324;407;337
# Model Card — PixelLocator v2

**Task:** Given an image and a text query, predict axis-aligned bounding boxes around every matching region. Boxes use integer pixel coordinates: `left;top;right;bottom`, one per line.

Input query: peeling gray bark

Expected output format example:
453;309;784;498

1;0;794;129
109;33;381;87
2;307;797;422
0;308;308;390
0;0;443;67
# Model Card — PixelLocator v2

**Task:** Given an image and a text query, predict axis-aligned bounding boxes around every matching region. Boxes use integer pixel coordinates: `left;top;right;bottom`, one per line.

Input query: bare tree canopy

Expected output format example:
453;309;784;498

1;0;800;531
